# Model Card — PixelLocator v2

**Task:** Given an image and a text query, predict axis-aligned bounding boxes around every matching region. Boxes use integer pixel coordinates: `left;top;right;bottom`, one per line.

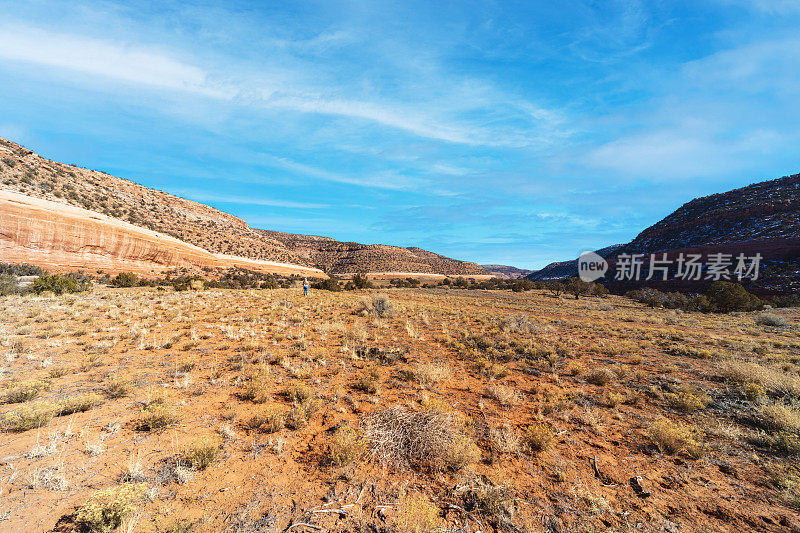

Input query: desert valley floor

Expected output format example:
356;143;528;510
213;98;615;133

1;287;799;532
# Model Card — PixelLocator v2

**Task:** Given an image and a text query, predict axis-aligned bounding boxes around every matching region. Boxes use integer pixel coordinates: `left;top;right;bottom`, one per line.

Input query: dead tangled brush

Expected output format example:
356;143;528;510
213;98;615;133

357;294;396;318
361;406;478;472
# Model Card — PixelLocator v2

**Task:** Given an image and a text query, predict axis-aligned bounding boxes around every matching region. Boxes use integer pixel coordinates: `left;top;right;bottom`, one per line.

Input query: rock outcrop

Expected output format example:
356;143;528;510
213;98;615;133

0;189;326;278
0;137;487;277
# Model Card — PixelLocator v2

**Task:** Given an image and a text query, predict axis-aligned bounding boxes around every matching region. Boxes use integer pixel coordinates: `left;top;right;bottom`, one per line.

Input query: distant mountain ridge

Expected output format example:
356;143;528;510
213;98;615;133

481;265;534;279
526;173;800;293
525;245;623;281
0;137;487;277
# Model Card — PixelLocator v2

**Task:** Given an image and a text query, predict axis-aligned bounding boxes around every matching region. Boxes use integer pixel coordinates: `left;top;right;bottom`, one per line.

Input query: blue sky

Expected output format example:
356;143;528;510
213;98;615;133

1;0;798;269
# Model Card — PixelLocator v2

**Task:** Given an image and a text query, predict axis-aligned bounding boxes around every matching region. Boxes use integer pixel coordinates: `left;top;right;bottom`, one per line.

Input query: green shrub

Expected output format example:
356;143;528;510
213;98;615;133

705;281;762;313
110;272;139;287
31;273;90;295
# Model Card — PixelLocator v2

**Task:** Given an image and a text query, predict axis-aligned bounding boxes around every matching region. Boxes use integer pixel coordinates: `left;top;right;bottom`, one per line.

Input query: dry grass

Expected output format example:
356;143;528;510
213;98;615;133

247;406;286;433
756;402;800;433
59;393;102;415
648;418;704;457
665;384;711;412
719;360;800;398
181;438;221;470
1;402;54;432
76;482;146;533
585;368;616;386
357;294;396;318
524;422;555;453
2;379;51;404
105;375;133;398
755;312;788;327
136;403;180;431
361;406;479;472
353;367;381;394
395;491;441;533
485;383;521;407
238;365;272;403
328;424;366;466
412;362;452;387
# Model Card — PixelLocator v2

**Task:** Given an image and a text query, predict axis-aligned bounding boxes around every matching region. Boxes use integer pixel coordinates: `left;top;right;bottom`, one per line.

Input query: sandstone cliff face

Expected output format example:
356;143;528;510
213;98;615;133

0;190;326;278
0;137;488;277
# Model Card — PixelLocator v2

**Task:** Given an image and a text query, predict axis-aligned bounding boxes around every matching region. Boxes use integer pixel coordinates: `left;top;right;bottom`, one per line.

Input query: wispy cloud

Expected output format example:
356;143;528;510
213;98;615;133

0;24;232;98
173;189;329;209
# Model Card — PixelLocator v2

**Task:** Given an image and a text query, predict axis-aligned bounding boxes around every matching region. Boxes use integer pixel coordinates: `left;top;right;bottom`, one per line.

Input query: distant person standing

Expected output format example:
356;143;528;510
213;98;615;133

303;278;309;296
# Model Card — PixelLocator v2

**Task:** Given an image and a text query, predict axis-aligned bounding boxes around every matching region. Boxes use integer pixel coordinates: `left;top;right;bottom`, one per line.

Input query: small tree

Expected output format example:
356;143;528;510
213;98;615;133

546;281;564;297
564;277;592;299
352;273;373;289
705;281;762;312
111;272;139;287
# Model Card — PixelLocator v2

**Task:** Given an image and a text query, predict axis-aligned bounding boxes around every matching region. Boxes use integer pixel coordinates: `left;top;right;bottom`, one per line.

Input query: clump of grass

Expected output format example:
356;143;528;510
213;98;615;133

485;383;521;407
105;375;133;398
1;402;54;432
454;477;514;524
767;464;800;510
328;425;366;466
284;380;312;403
396;490;441;533
48;365;70;378
361;406;479;472
755;312;788;327
500;314;537;334
719;360;800;398
566;361;585;376
412;362;451;387
524;422;555;453
742;382;766;402
181;438;221;470
2;379;51;404
665;384;711;412
286;399;318;430
76;482;146;533
353;367;381;394
487;423;520;458
585;368;616;386
648;418;704;457
239;365;272;403
756;402;800;433
357;294;396;318
136;403;180;431
178;358;198;372
59;393;103;415
247;406;286;433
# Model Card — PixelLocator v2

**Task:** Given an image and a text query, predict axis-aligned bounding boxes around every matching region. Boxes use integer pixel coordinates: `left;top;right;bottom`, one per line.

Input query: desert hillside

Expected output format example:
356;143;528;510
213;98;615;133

0;138;486;278
526;174;800;293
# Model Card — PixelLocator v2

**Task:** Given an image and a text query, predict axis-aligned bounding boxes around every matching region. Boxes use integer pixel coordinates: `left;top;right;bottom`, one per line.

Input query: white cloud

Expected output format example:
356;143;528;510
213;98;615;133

0;21;566;148
583;126;783;179
0;24;233;98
